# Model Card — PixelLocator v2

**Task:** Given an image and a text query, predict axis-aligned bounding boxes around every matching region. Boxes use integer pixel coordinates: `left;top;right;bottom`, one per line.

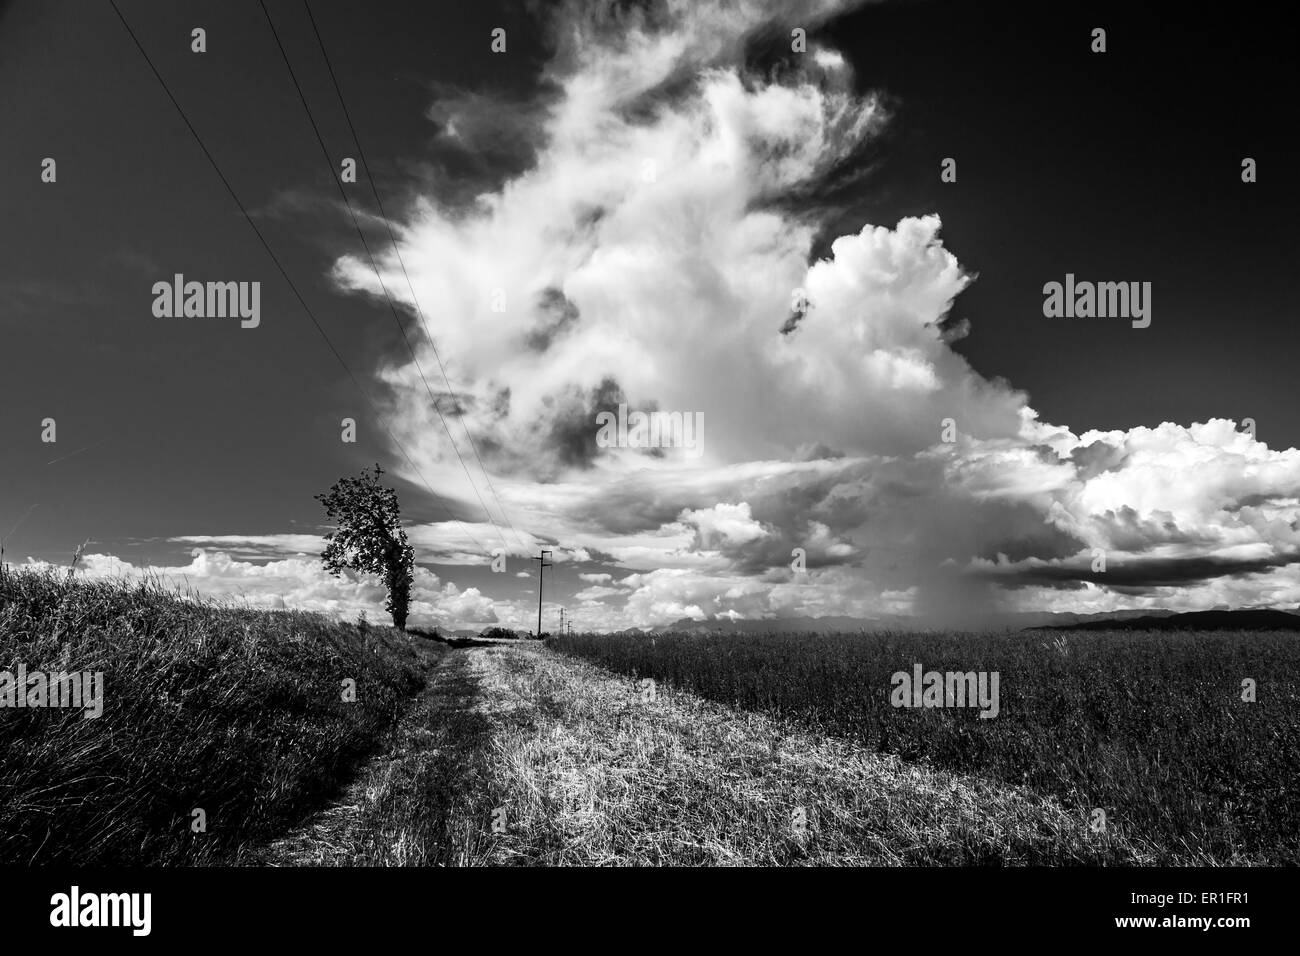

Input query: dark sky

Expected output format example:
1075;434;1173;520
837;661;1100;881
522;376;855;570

1;0;546;566
820;1;1297;440
2;0;1296;625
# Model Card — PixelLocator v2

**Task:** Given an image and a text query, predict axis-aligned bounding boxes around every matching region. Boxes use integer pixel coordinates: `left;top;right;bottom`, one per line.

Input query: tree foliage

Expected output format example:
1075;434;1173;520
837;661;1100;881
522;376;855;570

315;464;415;630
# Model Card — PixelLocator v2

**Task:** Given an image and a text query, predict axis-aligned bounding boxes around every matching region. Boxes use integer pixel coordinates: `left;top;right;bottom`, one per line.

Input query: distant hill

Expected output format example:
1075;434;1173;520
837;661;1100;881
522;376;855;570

1035;608;1300;632
408;625;481;640
650;615;886;635
647;609;1184;635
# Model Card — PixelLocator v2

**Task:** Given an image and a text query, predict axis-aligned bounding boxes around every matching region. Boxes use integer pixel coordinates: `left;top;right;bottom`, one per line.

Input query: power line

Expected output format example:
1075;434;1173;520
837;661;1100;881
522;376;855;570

46;436;111;466
298;0;529;555
256;0;513;557
109;0;489;556
1;503;39;565
256;0;514;556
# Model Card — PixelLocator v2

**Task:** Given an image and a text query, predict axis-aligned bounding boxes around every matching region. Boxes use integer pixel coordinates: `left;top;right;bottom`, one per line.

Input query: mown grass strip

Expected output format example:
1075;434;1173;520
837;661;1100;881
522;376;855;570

477;645;1136;865
551;629;1300;864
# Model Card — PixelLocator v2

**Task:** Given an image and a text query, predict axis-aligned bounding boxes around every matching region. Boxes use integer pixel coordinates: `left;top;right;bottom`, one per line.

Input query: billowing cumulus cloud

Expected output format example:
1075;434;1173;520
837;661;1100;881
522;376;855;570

63;0;1292;629
321;0;1300;626
969;420;1300;606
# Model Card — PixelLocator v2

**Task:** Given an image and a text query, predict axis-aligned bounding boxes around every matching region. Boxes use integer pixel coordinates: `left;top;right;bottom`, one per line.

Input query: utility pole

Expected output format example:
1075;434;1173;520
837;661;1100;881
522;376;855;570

532;549;552;638
559;607;566;635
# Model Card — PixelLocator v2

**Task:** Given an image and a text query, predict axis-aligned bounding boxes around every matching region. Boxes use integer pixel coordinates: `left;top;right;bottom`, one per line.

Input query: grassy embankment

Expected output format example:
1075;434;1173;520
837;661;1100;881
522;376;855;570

0;566;436;865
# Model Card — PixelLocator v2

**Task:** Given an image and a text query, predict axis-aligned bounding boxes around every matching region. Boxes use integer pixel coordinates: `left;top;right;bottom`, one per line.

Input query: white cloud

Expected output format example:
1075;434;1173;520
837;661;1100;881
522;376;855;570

324;0;1300;622
77;0;1300;627
20;547;501;630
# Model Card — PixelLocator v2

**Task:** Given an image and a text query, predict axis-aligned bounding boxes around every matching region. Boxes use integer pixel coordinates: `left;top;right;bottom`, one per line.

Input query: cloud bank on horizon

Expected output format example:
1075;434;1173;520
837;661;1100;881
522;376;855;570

30;0;1300;629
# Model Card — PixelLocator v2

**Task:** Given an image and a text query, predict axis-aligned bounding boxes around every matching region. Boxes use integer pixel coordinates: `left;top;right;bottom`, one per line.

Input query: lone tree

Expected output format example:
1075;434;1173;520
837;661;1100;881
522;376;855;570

315;464;415;630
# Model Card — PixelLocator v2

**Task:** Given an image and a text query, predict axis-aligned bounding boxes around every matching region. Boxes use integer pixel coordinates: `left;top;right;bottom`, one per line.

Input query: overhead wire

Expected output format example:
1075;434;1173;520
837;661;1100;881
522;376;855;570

109;0;491;557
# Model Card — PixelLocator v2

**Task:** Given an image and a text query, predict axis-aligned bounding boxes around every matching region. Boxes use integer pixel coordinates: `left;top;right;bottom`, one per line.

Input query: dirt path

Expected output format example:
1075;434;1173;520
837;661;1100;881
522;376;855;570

247;645;505;866
247;642;1142;866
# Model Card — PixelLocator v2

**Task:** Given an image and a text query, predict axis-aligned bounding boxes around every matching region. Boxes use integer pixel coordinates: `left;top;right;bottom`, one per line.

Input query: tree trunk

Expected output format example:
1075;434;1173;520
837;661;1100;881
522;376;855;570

385;540;410;631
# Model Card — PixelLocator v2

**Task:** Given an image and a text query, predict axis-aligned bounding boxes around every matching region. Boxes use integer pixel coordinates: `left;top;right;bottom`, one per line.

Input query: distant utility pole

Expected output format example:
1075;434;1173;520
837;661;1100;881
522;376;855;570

559;607;566;634
532;549;552;637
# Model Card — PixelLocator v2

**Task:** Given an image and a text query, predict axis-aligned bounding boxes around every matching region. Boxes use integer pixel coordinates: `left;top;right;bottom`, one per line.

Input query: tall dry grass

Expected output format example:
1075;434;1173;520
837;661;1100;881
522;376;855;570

0;566;430;865
552;628;1300;864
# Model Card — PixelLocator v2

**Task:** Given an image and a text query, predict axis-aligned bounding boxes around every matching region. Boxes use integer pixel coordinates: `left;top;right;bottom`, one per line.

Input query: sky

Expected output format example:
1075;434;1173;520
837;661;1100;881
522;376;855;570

2;0;1298;631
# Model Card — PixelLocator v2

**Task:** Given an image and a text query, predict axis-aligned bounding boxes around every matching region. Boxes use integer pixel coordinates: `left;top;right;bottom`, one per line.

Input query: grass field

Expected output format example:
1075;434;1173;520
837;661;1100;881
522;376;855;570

467;644;1139;864
550;628;1300;864
0;567;435;865
5;564;1294;866
253;642;1139;865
